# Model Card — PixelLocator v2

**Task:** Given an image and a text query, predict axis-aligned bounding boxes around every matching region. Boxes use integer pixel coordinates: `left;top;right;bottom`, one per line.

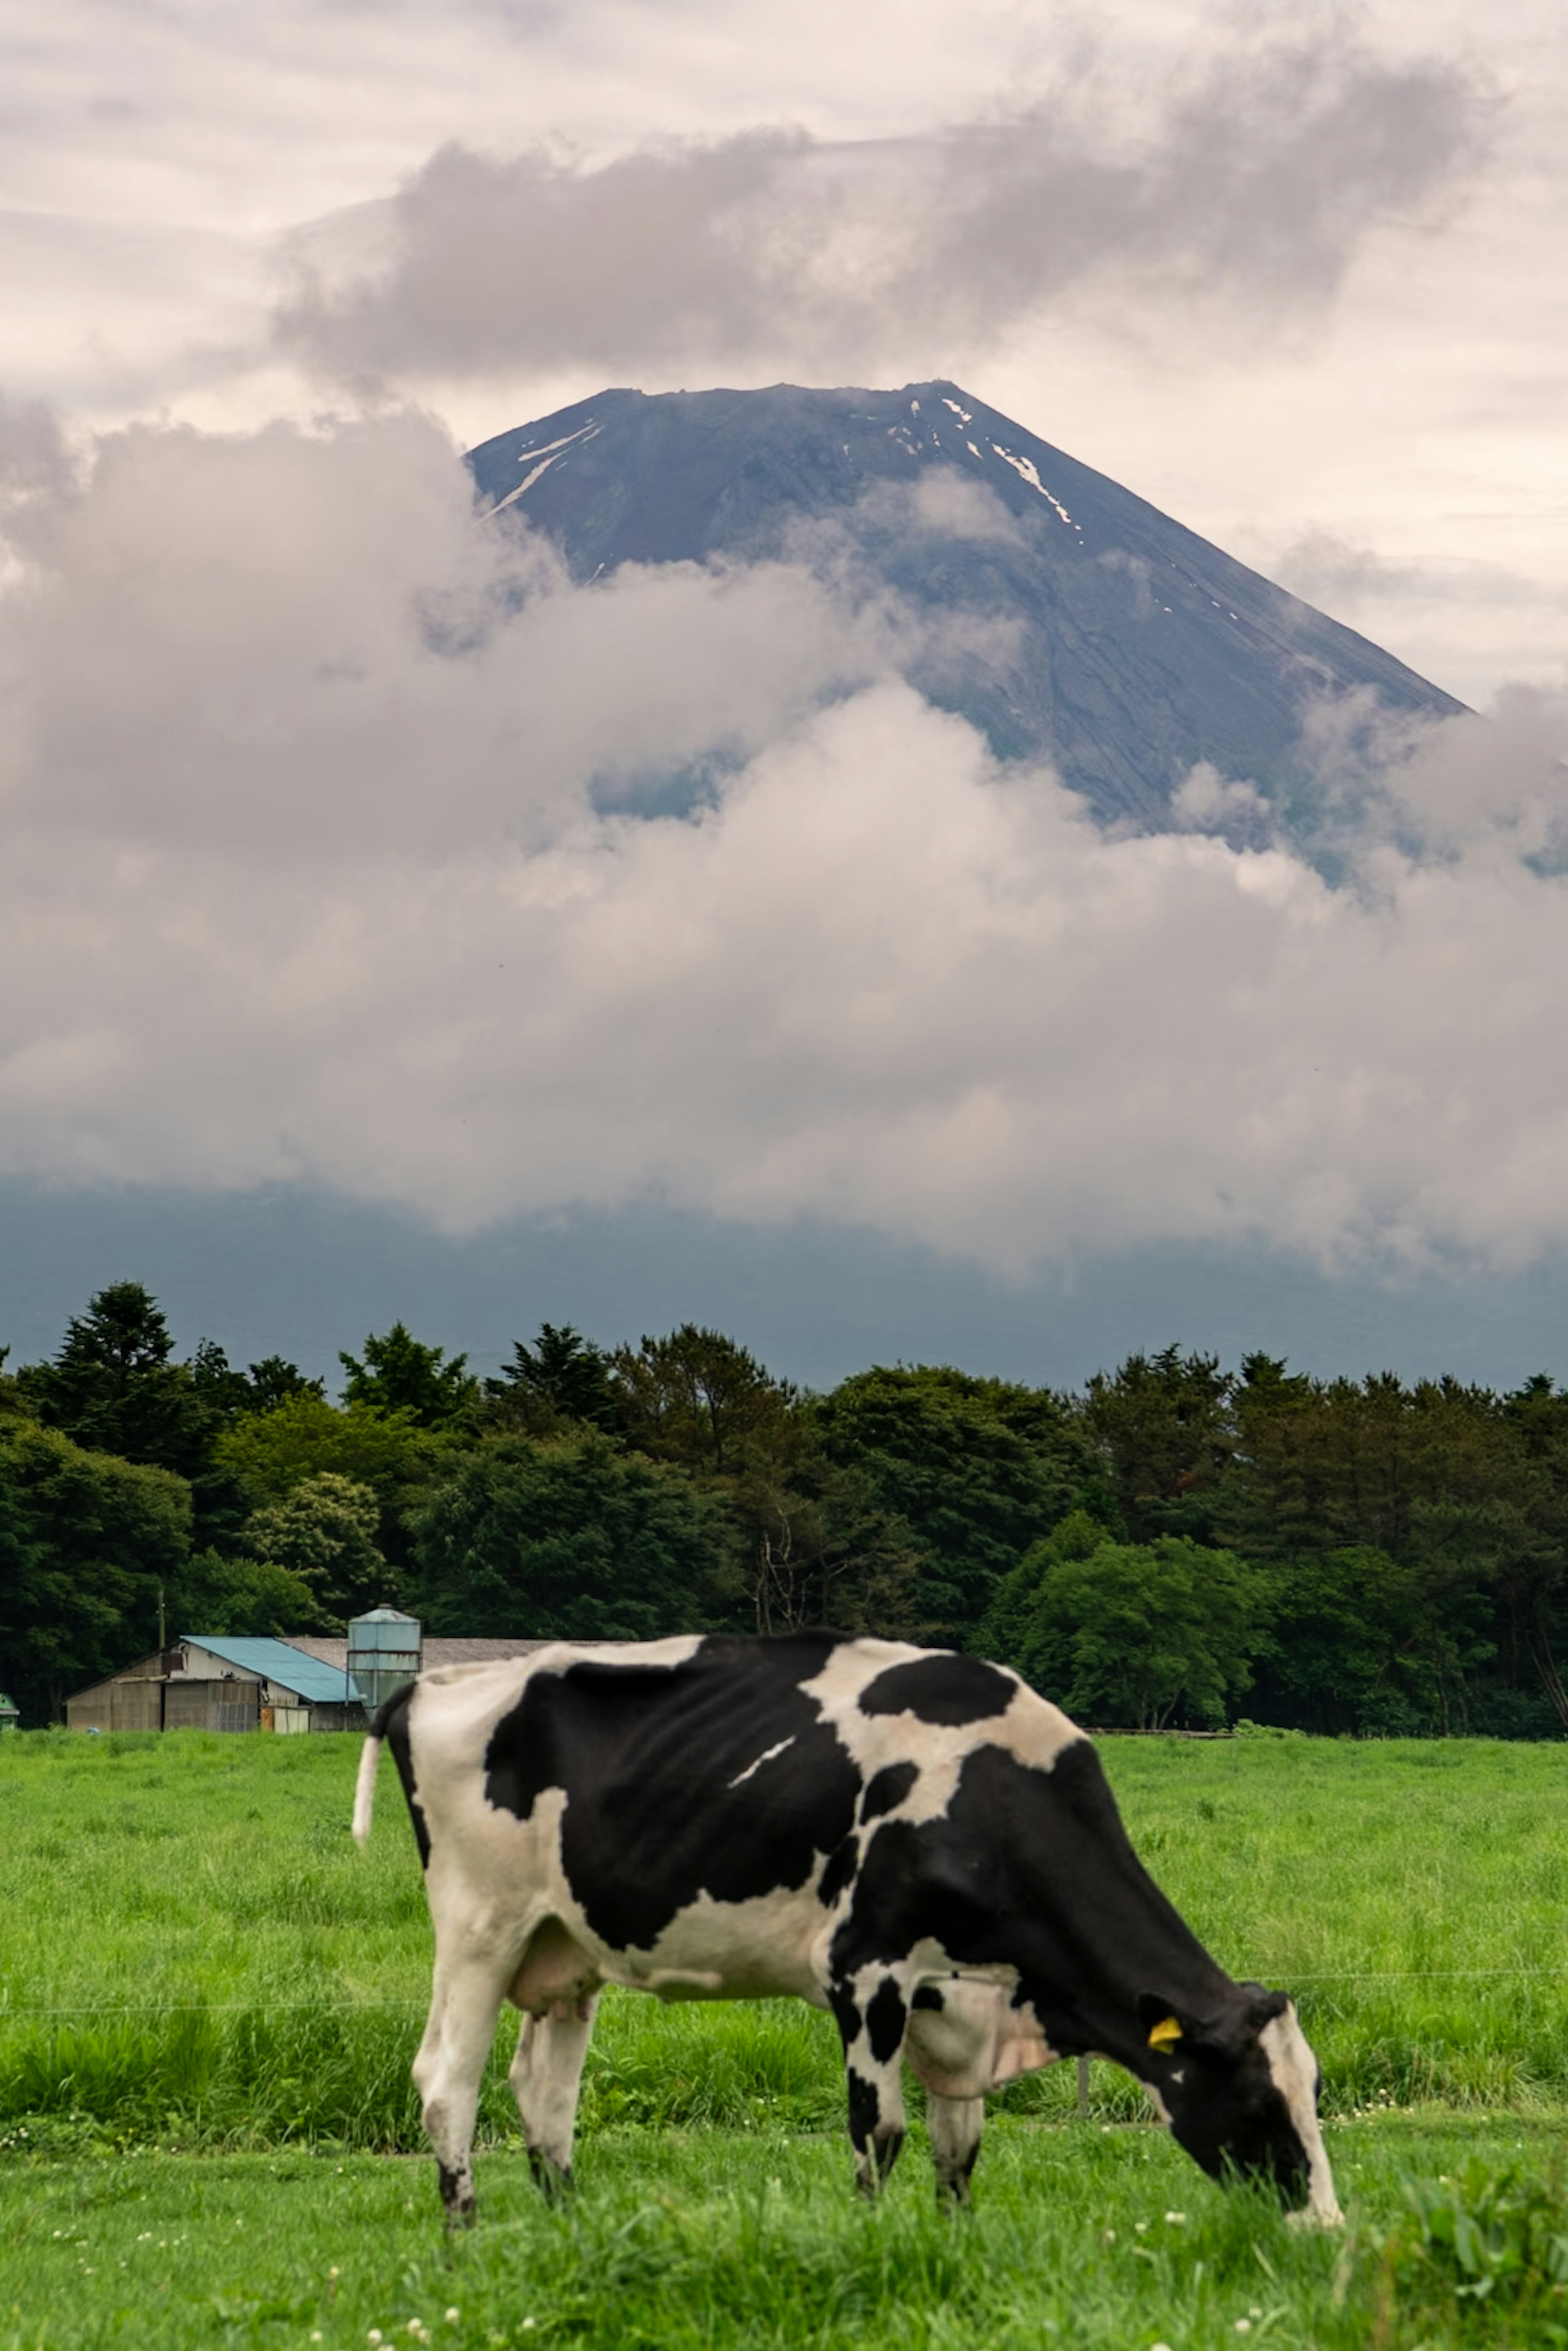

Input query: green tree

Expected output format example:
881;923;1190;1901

983;1509;1269;1729
812;1365;1097;1642
169;1549;325;1640
243;1472;389;1625
245;1356;325;1411
1260;1546;1427;1734
216;1391;452;1507
412;1432;729;1641
1220;1362;1566;1734
727;1437;929;1639
485;1323;621;1435
1082;1344;1234;1543
20;1280;209;1479
609;1326;795;1476
216;1390;452;1591
339;1323;476;1428
0;1420;191;1725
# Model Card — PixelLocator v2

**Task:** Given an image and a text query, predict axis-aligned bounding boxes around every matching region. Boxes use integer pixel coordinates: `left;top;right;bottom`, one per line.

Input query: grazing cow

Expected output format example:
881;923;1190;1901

353;1632;1341;2227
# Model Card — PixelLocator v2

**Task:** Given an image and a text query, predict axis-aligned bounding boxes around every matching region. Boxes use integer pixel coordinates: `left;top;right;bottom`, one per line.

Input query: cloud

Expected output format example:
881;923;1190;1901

274;32;1488;387
3;404;1568;1280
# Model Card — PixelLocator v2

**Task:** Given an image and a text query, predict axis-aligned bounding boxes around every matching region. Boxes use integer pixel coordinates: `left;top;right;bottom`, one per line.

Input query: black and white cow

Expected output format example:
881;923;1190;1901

354;1632;1341;2226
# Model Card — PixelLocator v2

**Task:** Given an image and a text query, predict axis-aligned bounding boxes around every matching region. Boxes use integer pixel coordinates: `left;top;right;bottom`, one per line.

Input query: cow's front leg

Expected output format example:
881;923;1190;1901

832;1972;911;2197
510;1996;598;2197
926;2092;984;2206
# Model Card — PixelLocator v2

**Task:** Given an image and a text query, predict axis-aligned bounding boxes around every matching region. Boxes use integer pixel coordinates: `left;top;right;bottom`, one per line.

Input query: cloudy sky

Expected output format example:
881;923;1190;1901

2;0;1566;1382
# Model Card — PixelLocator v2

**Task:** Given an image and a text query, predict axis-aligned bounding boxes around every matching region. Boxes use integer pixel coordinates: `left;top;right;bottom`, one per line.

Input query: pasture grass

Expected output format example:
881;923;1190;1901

3;2115;1566;2349
2;1728;1568;2343
2;1728;1564;2147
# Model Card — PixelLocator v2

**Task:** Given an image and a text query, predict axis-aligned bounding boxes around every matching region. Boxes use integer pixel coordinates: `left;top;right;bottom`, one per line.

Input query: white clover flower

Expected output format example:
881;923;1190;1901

445;2313;460;2326
1135;2220;1149;2233
368;2331;383;2345
1165;2211;1185;2225
1235;2322;1252;2335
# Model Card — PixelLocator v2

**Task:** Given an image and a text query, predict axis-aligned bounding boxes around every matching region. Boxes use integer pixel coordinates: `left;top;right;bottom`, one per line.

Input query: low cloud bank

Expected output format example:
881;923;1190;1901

1;405;1565;1276
276;33;1485;386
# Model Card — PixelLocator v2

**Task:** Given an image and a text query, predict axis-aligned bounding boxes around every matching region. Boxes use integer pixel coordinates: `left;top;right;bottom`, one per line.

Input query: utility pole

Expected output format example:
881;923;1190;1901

157;1584;166;1652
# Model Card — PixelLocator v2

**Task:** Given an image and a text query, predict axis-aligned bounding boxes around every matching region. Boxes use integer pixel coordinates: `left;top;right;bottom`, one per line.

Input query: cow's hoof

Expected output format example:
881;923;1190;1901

528;2149;575;2202
437;2162;477;2229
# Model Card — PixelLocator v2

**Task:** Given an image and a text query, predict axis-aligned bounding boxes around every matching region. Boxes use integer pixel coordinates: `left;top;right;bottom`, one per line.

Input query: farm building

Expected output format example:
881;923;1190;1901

64;1616;553;1734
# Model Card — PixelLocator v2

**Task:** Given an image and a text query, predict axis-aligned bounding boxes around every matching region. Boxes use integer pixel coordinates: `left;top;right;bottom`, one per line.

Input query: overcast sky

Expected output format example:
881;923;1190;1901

2;0;1566;1375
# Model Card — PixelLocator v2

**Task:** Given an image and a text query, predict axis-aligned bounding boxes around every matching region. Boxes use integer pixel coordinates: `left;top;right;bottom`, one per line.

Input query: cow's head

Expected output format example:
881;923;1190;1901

1137;1987;1341;2224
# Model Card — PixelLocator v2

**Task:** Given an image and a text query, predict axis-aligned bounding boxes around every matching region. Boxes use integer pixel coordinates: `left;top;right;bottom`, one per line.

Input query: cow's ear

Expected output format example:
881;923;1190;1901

1183;1986;1292;2065
1240;1984;1291;2032
1138;1988;1287;2066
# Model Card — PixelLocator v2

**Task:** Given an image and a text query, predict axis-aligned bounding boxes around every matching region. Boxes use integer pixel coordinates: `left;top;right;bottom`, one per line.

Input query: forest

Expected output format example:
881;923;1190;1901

3;1280;1567;1738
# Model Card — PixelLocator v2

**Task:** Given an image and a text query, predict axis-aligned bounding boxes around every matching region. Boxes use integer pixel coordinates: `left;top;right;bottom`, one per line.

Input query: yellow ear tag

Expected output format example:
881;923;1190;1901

1147;2015;1183;2053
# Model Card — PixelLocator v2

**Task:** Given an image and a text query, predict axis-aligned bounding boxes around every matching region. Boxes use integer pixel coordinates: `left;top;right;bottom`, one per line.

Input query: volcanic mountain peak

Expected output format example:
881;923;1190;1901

468;381;1462;826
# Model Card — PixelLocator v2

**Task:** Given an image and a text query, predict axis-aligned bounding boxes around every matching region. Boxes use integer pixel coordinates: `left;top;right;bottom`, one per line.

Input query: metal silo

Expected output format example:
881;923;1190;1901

346;1606;422;1714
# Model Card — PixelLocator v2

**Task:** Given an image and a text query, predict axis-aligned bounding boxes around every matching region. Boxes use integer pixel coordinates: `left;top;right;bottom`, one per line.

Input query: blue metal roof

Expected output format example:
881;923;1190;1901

181;1636;361;1705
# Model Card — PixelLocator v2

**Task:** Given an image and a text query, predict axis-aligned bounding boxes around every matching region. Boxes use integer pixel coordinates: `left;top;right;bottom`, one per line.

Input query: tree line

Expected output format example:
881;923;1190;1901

2;1282;1567;1739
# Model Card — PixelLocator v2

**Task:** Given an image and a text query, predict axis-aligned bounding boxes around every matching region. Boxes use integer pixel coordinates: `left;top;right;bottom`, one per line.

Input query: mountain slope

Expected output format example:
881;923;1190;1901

468;381;1463;826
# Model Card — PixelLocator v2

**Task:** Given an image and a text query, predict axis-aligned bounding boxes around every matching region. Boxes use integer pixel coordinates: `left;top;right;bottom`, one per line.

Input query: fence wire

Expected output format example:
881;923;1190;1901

2;1966;1567;2021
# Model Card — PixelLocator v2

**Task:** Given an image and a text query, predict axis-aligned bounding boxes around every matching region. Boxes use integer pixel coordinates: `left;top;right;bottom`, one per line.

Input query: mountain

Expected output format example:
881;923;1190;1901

467;381;1464;828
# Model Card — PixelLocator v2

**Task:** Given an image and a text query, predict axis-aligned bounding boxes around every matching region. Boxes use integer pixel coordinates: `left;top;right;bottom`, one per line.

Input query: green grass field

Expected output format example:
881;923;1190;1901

2;1728;1566;2347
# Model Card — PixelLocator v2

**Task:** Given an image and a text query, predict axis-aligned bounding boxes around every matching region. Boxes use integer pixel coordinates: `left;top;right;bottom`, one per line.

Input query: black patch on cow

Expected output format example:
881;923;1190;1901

831;1736;1236;2077
861;1762;918;1821
829;1981;861;2048
482;1633;862;1952
911;1984;944;2012
378;1683;431;1872
846;2067;881;2151
436;2161;473;2224
865;1977;907;2064
858;1656;1016;1726
818;1835;859;1908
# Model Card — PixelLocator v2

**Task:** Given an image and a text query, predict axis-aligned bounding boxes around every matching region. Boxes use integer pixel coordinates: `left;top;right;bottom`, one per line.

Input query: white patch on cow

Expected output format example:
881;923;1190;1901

621;1881;837;2001
728;1736;795;1788
797;1642;1083;1831
906;1979;1058;2101
1261;2008;1343;2227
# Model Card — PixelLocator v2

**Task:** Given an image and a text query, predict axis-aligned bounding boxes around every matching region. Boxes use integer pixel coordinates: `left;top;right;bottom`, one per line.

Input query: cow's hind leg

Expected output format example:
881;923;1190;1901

832;1971;911;2198
511;1997;598;2197
927;2093;984;2207
412;1954;511;2228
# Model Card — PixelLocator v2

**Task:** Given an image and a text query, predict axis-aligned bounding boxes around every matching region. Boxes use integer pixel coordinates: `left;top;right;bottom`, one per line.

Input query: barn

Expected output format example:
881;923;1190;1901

63;1619;552;1734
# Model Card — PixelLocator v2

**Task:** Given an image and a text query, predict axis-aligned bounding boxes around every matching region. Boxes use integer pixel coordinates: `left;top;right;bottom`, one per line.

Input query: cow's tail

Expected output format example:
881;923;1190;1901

352;1731;381;1845
351;1683;415;1847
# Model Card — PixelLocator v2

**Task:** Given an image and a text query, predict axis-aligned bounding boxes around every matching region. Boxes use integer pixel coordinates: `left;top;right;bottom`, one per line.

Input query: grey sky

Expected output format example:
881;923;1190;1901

274;38;1482;384
1;0;1566;1370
